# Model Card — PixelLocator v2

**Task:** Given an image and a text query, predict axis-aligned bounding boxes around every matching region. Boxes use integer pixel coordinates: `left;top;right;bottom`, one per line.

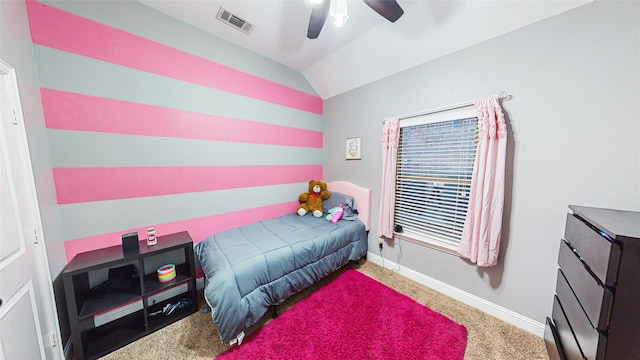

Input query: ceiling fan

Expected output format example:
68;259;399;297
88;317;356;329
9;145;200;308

307;0;405;39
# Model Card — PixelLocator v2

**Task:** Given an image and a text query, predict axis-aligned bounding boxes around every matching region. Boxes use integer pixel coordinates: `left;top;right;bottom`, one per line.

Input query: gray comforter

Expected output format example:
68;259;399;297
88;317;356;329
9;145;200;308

193;213;367;344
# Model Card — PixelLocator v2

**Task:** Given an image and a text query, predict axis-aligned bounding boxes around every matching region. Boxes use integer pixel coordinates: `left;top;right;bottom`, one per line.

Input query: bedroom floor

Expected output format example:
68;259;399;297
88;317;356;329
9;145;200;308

99;260;548;360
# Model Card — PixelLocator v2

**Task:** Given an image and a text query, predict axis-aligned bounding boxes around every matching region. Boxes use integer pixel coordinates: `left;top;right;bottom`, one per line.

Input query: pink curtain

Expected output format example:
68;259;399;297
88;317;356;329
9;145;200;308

458;96;507;267
377;117;400;238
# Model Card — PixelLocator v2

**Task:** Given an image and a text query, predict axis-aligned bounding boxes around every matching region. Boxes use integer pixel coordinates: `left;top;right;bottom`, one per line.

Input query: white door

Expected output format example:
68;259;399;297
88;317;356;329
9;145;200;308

0;60;62;359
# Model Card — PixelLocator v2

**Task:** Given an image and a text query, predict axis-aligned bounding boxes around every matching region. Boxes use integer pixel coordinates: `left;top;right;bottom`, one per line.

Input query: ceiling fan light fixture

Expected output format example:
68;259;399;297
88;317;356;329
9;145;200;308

330;0;349;28
332;13;348;28
307;0;404;39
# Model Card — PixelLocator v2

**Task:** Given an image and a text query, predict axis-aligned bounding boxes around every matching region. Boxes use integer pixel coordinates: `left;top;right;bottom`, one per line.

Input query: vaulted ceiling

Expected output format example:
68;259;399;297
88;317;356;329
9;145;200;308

139;0;590;99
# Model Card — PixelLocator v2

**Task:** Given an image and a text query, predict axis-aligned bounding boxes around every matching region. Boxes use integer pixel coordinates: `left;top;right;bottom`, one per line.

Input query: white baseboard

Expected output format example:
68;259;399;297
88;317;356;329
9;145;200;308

366;251;545;337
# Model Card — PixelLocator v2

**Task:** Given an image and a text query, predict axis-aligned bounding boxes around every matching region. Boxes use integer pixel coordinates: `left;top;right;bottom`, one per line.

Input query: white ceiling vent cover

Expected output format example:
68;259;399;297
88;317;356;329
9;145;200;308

216;6;255;34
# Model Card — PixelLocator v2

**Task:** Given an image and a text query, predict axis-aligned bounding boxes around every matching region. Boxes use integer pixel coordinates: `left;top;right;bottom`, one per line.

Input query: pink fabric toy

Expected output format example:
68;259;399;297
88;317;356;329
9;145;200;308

326;204;344;223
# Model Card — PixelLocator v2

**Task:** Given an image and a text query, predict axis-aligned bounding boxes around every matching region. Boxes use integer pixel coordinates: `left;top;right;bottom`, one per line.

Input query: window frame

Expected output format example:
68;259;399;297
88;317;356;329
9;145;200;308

394;106;478;254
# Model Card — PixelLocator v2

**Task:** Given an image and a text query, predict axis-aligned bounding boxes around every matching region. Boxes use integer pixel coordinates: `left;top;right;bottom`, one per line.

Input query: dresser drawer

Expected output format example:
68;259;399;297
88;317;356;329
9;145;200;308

564;214;621;286
556;269;607;360
545;317;567;360
558;239;613;330
552;295;586;360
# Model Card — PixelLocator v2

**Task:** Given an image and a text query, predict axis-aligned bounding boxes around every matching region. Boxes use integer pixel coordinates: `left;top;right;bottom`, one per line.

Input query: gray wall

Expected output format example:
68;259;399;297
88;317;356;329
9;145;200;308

1;0;70;348
323;1;640;323
0;1;66;277
30;0;322;267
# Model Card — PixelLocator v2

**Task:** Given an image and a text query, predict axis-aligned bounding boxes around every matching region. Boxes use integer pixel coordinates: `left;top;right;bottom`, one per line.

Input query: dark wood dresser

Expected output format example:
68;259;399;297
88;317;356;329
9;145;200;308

545;205;640;360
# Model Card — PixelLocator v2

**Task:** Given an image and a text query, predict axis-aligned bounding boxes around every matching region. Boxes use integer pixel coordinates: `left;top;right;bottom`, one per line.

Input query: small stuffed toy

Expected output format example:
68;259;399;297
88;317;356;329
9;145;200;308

297;180;330;217
325;204;344;223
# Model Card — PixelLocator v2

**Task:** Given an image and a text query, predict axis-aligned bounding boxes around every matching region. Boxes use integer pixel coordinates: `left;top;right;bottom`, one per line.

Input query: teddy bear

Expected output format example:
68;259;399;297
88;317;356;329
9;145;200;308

297;180;330;217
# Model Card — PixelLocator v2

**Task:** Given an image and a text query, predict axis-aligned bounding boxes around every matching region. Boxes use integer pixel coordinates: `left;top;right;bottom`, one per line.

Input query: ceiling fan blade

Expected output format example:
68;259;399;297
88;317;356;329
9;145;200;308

307;0;331;39
363;0;404;23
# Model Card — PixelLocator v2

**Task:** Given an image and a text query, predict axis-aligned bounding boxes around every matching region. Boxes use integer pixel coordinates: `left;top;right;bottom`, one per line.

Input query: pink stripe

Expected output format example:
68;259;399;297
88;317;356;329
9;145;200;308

27;1;322;114
63;201;299;262
54;165;322;204
41;89;322;148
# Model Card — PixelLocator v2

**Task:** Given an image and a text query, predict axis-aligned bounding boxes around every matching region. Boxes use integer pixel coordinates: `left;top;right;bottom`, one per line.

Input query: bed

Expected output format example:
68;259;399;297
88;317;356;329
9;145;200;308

194;181;371;345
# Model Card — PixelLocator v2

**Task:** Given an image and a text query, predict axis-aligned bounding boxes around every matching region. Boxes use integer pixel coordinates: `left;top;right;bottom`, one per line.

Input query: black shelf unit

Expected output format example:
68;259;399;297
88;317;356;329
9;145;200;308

62;231;198;360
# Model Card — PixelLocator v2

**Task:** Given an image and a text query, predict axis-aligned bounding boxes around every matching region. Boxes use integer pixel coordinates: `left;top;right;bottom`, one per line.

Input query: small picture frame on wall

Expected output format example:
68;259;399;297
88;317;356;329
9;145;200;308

345;137;362;160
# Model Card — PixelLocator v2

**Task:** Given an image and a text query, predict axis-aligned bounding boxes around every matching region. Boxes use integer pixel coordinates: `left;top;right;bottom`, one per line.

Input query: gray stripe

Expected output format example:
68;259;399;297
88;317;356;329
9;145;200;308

60;183;307;241
34;46;324;132
41;0;317;95
48;130;323;167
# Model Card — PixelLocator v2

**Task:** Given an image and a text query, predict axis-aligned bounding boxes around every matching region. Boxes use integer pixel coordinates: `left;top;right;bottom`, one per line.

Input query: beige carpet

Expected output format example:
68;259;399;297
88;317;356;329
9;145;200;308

100;260;548;360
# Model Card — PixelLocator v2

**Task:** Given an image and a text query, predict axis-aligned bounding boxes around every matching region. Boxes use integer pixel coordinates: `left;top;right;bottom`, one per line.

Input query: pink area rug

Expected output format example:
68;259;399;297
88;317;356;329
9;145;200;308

215;269;467;360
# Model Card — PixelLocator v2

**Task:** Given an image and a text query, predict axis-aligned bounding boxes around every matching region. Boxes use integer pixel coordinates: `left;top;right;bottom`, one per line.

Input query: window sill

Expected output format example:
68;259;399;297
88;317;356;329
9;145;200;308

394;232;461;257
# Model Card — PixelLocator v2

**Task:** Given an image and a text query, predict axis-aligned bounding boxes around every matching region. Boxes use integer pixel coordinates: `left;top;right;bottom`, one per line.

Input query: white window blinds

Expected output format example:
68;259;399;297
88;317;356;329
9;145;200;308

395;114;478;248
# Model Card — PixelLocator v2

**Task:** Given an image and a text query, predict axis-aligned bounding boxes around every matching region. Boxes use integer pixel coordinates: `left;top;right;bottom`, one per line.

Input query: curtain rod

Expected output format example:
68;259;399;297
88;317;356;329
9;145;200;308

384;91;511;123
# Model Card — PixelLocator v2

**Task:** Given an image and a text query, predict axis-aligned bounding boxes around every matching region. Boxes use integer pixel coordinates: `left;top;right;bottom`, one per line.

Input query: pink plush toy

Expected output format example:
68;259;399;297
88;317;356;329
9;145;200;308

325;204;344;223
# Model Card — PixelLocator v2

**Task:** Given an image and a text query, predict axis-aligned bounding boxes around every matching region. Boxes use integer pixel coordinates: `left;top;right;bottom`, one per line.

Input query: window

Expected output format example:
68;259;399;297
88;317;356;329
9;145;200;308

394;107;478;253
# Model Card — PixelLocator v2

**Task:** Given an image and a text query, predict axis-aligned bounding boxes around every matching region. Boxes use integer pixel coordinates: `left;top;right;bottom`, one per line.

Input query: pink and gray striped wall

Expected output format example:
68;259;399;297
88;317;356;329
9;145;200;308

26;0;324;262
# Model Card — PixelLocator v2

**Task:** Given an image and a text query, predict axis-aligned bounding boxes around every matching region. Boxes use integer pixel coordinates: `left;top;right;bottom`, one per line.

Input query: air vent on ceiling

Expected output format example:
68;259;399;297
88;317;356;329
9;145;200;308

216;6;254;34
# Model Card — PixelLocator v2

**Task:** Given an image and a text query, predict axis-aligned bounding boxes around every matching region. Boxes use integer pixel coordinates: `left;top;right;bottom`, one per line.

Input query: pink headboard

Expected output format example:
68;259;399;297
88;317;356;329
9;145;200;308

327;181;372;231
